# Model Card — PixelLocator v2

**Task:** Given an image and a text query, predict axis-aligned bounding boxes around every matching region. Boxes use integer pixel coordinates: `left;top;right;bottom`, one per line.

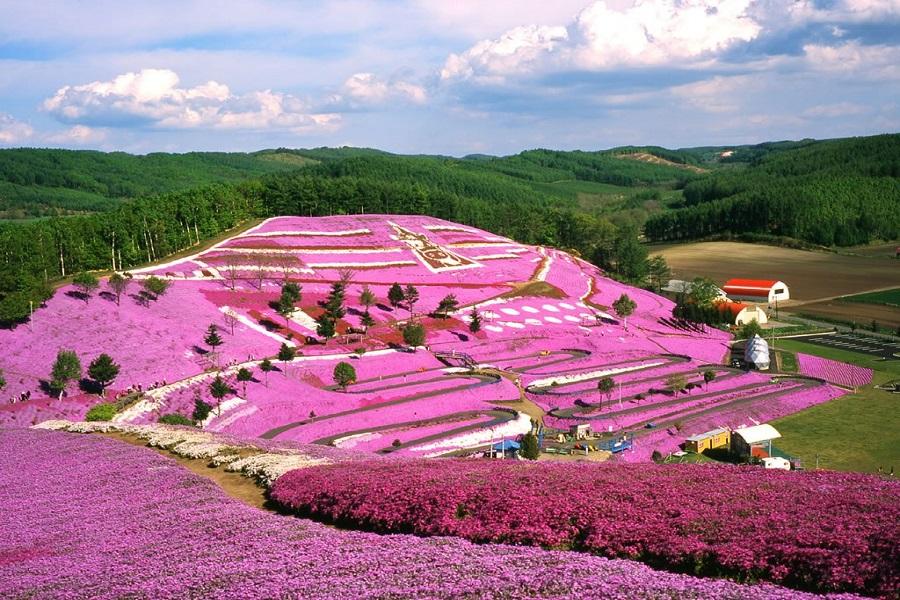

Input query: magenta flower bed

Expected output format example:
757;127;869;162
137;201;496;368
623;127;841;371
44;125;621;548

271;459;900;597
797;353;873;387
0;428;845;600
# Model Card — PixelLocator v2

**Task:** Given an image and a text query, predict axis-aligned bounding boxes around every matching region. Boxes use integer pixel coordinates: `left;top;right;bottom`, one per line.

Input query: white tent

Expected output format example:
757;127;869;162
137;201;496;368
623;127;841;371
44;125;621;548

744;334;770;370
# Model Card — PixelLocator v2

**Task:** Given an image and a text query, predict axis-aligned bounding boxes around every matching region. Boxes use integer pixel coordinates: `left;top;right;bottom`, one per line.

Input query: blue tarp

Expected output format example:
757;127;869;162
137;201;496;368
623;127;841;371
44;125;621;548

492;440;521;452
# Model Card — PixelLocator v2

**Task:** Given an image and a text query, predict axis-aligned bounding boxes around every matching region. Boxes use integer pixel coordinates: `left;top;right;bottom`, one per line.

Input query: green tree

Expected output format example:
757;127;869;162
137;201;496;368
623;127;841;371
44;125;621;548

435;294;459;318
740;319;764;340
402;322;426;349
236;367;253;398
72;272;99;303
688;277;721;308
612;226;648;283
87;353;120;396
259;358;274;387
404;284;420;316
192;398;212;423
520;432;540;460
647;255;671;293
0;369;5;393
204;324;223;366
316;312;336;339
612;293;637;330
666;373;688;397
359;285;376;310
50;349;81;399
333;361;357;391
209;375;231;415
278;343;296;373
469;308;482;333
360;310;375;331
107;273;129;306
597;376;615;406
282;282;302;303
387;282;404;309
703;370;716;389
275;293;296;329
142;276;170;299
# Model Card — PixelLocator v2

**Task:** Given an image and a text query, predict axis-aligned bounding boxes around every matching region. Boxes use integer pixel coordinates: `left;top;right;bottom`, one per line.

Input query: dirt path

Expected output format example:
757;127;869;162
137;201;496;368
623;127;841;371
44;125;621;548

100;431;273;510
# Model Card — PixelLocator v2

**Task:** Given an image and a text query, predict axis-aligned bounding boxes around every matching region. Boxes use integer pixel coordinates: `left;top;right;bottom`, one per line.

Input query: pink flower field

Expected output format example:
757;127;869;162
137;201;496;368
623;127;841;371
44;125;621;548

0;215;856;461
797;353;874;387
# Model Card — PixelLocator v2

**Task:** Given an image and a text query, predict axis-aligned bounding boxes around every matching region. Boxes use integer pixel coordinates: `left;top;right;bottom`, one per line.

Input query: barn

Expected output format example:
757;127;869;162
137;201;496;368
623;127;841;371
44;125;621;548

731;424;781;459
715;300;768;326
723;279;790;303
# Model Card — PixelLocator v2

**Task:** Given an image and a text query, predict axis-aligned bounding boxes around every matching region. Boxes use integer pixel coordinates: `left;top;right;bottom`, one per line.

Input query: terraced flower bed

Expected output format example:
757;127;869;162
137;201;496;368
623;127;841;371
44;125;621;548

0;427;843;600
271;459;900;597
797;353;874;387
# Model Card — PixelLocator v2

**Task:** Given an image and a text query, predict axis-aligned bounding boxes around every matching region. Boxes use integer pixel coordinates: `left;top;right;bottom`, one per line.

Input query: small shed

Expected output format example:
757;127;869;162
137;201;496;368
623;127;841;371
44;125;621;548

569;423;592;440
732;424;781;459
684;427;730;453
723;279;790;303
716;300;768;326
744;334;770;370
761;456;791;470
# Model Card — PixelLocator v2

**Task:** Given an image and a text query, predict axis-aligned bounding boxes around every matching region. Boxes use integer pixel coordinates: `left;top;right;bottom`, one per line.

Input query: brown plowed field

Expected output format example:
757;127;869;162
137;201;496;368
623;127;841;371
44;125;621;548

650;241;899;301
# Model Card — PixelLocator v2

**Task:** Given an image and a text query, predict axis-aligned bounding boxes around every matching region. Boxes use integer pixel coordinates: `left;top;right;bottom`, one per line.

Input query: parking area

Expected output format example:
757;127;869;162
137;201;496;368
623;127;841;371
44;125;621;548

798;332;900;360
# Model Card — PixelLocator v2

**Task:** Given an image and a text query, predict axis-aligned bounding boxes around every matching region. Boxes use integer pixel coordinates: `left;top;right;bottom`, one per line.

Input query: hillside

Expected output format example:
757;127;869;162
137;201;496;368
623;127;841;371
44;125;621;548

645;134;900;246
0;149;311;218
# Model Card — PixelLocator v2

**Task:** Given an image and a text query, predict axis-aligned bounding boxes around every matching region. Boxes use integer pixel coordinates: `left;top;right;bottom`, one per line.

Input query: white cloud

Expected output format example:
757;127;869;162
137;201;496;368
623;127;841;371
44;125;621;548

43;68;340;132
441;0;761;81
802;101;868;118
670;75;753;113
803;42;900;80
0;113;34;144
45;125;108;145
338;73;427;106
786;0;900;24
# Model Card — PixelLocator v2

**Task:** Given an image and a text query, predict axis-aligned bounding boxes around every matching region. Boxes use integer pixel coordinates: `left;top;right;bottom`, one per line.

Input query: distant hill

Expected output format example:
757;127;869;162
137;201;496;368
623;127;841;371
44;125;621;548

0;149;308;219
644;134;900;246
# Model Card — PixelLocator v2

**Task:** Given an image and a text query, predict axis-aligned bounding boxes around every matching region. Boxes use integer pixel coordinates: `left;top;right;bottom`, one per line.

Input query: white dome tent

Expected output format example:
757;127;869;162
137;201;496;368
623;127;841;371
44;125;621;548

744;334;770;370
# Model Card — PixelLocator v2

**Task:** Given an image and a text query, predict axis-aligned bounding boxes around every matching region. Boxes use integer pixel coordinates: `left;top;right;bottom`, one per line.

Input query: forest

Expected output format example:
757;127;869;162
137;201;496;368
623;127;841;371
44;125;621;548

644;134;900;246
0;133;897;324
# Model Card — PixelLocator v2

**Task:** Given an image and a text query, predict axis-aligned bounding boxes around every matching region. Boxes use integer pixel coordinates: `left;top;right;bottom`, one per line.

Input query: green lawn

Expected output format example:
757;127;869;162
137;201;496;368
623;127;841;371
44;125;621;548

838;288;900;308
770;338;900;473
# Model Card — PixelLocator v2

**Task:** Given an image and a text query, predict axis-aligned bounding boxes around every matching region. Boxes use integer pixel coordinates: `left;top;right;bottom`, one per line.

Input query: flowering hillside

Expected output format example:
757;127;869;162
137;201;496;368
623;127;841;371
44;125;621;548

271;459;900;597
0;215;853;459
0;427;856;600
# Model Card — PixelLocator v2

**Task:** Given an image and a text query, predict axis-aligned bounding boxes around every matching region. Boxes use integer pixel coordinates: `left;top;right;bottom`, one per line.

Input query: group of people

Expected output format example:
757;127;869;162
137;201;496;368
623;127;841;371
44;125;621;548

115;380;168;399
7;390;31;404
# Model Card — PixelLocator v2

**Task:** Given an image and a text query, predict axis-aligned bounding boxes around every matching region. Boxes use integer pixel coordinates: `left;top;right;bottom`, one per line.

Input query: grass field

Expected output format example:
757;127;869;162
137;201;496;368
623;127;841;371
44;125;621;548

771;338;899;473
839;288;900;307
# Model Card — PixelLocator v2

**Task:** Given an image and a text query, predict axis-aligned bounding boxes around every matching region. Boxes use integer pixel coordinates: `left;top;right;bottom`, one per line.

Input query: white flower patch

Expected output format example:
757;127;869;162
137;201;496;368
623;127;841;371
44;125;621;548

422;224;478;233
485;325;504;333
241;228;371;237
306;260;417;269
471;253;518;260
226;453;330;486
541;304;560;312
289;309;319;332
521;306;539;314
524;318;542;326
500;308;520;316
414;412;532;457
502;322;525;329
332;432;382;449
172;441;233;459
564;315;581;323
528;361;665;389
200;397;246;428
544;316;562;324
220;305;298;348
559;302;576;310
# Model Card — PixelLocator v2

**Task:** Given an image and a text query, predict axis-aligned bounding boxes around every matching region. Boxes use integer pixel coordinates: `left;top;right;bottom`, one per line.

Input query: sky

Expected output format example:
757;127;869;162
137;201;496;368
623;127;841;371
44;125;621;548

0;0;898;155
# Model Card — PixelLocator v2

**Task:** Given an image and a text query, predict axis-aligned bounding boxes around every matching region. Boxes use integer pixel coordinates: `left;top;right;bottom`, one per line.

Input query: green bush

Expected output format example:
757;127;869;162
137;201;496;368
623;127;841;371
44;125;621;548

158;413;195;427
85;403;117;422
192;399;212;422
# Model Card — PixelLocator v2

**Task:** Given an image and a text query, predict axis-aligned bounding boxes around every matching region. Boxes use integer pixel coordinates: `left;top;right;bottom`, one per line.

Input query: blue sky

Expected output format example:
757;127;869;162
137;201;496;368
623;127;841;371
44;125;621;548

0;0;898;155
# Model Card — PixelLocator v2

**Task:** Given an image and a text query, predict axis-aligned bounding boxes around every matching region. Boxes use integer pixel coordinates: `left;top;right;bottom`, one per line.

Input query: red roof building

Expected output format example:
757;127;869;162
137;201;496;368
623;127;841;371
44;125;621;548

714;300;769;325
723;279;789;303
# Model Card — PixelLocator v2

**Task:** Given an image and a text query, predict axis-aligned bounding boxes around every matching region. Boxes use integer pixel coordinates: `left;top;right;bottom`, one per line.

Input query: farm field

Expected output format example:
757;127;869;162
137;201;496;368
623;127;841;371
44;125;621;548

0;215;852;462
772;338;900;473
650;241;900;302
